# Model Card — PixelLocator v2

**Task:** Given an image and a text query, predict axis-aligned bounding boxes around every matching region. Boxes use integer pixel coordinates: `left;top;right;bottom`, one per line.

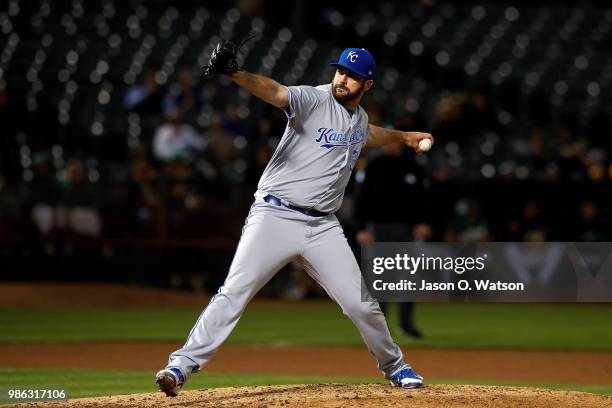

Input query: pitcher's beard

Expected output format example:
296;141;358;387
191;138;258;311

332;83;363;103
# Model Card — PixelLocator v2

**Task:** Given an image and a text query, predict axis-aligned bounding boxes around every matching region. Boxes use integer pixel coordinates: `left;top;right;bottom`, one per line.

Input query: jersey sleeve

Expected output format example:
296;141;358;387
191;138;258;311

362;113;371;144
283;85;322;120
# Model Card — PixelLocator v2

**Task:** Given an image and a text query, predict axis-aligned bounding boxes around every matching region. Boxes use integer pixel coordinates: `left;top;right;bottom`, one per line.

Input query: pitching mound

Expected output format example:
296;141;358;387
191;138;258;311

13;384;612;408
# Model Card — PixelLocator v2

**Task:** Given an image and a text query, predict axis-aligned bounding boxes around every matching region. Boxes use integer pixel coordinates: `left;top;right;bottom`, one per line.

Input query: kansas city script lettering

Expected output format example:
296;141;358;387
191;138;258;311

316;127;366;149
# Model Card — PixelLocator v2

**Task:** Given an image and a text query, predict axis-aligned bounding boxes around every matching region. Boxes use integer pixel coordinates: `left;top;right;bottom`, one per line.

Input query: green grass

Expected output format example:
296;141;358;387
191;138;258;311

1;303;611;350
0;368;384;400
0;368;610;403
395;303;612;350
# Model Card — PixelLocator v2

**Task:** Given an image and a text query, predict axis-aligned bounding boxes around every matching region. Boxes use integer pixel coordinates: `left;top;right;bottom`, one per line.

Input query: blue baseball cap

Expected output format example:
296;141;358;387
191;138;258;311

330;48;376;80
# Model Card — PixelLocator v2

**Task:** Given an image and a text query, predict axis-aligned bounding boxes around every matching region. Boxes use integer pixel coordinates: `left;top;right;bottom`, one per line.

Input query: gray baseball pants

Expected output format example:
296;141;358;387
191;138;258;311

167;198;408;379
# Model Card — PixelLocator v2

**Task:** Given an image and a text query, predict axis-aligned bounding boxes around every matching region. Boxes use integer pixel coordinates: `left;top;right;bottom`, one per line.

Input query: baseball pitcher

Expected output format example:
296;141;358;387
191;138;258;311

156;41;433;396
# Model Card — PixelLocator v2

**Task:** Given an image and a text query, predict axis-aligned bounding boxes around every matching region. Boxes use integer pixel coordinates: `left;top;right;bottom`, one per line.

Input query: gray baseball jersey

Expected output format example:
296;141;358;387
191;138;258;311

256;84;369;213
162;81;412;387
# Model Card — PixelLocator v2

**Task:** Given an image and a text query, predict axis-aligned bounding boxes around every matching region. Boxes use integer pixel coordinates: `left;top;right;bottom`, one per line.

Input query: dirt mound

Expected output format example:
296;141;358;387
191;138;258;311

10;384;612;408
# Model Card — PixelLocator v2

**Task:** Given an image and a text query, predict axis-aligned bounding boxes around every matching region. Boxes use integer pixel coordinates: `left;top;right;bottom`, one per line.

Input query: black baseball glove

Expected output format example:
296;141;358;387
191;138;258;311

202;34;256;78
202;40;241;78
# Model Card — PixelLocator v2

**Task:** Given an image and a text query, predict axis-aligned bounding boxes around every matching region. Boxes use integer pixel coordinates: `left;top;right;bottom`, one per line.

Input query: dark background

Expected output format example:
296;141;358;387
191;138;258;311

1;0;610;293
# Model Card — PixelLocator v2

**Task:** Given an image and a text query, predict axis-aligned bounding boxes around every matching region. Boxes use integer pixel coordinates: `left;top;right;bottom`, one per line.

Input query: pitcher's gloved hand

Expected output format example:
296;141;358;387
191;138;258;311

202;40;240;78
202;34;256;78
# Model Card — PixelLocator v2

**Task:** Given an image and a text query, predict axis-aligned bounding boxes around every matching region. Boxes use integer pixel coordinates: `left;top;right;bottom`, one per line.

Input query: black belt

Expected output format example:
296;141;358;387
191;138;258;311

263;194;329;217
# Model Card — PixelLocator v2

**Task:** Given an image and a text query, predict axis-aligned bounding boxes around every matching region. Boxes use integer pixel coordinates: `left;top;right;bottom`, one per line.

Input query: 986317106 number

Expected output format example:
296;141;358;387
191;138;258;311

4;389;67;401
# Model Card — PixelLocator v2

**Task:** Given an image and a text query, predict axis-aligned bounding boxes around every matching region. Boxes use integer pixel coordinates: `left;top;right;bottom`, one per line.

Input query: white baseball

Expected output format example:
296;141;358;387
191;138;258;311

418;138;432;152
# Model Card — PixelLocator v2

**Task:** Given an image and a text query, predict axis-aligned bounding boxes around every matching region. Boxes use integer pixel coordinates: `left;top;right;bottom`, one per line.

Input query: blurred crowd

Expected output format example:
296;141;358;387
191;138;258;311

1;1;611;262
1;63;611;250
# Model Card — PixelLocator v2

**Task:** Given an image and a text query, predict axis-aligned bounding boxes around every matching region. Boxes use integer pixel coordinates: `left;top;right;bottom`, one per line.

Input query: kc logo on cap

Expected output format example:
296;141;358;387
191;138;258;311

330;47;376;80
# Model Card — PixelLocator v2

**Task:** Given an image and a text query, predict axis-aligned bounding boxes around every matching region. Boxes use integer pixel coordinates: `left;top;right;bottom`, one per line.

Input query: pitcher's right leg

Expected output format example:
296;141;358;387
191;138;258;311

300;219;422;388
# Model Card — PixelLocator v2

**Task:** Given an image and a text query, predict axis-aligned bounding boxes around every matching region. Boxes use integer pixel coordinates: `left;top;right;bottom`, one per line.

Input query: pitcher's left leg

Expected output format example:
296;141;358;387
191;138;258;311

301;219;418;383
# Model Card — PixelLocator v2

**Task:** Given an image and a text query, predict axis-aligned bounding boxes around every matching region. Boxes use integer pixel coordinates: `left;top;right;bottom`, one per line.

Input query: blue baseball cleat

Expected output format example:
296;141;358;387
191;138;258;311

390;367;424;389
155;367;186;397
